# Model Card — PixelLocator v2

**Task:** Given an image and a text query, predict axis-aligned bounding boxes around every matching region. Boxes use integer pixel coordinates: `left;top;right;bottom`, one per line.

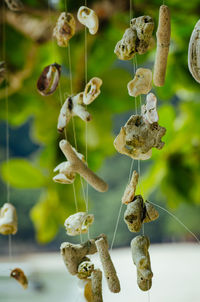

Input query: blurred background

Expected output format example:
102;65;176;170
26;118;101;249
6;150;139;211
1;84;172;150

0;0;200;301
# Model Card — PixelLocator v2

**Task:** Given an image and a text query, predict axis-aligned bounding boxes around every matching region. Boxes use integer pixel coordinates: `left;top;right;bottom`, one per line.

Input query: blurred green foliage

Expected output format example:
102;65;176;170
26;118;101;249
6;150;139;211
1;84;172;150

0;0;200;245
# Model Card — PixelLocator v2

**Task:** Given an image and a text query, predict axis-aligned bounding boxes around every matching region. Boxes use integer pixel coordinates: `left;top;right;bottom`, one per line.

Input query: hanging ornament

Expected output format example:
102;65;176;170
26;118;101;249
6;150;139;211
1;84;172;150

37;63;61;96
0;203;17;235
188;19;200;84
153;5;171;87
53;12;76;47
64;212;94;236
77;6;99;35
127;68;152;97
10;268;28;289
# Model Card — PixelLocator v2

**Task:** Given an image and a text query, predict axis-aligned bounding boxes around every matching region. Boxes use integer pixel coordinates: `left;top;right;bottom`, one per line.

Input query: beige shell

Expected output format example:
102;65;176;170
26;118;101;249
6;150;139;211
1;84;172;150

78;260;94;279
122;170;139;204
64;212;94;236
0;203;17;235
77;6;99;35
127;68;152;97
83;77;103;105
141;93;158;124
188;19;200;83
114;28;137;60
53;12;76;47
114;115;166;160
57;92;92;132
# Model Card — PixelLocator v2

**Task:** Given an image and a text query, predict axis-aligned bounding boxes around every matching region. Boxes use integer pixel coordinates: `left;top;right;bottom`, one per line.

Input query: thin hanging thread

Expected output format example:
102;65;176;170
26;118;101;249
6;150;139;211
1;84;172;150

2;1;12;261
148;201;200;244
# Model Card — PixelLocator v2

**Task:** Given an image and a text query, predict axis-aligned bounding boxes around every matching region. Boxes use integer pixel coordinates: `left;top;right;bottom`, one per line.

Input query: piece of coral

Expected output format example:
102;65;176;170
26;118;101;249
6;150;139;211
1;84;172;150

0;203;17;235
60;234;107;275
130;16;154;54
77;6;99;35
122;170;139;204
188;19;200;84
124;195;159;232
4;0;23;11
114;114;166;160
53;148;85;184
57;140;108;192
83;77;103;105
131;235;153;291
114;28;137;60
57;93;92;132
91;269;103;302
141;93;158;124
37;63;61;96
95;237;120;293
10;268;28;289
64;212;94;236
127;68;152;97
53;12;76;47
153;5;171;86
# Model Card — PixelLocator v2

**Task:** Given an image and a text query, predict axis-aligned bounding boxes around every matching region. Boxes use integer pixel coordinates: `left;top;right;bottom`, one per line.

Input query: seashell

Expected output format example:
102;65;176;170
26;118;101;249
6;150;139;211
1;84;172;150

64;212;94;236
53;12;76;47
114;28;137;61
0;203;17;235
188;19;200;83
77;6;99;35
141;93;158;124
78;261;94;279
10;268;28;289
127;68;152;97
83;77;103;105
37;63;61;96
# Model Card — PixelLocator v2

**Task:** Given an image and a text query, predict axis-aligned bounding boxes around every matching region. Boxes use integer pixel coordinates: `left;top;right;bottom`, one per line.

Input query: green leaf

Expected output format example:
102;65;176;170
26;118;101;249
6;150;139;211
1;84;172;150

1;159;45;188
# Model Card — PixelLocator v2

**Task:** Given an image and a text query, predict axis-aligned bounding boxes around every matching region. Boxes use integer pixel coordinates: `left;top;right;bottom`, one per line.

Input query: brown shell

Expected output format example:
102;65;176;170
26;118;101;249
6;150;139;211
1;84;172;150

10;268;28;289
37;63;61;96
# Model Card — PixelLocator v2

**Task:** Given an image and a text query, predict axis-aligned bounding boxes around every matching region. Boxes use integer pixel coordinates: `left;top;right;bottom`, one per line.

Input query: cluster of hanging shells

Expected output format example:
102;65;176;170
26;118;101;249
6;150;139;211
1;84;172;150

1;0;200;299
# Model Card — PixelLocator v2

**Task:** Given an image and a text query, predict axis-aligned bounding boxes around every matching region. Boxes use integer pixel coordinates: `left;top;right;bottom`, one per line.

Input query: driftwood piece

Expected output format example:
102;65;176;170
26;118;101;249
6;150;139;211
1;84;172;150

153;5;171;86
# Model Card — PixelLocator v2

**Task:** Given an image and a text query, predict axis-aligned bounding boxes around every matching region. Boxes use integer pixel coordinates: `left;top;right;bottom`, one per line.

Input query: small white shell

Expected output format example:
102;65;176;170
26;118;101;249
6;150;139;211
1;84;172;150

0;203;17;235
78;261;94;279
64;212;94;236
77;6;99;35
142;93;158;124
83;77;103;105
53;12;76;47
188;19;200;83
127;68;152;97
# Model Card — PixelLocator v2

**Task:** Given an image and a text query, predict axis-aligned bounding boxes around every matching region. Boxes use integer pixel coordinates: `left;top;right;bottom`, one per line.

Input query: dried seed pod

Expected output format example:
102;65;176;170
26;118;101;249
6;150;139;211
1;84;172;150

114;28;137;60
77;6;99;35
60;234;107;275
0;203;17;235
57;93;92;132
37;63;61;96
91;269;103;302
124;195;144;232
95;237;120;293
53;148;85;184
4;0;23;11
143;201;159;223
131;235;153;291
188;20;200;83
141;93;158;124
78;260;94;279
114;115;166;160
130;16;154;54
59;140;108;192
10;268;28;289
83;77;103;105
53;12;76;47
153;5;171;87
127;68;152;97
64;212;94;236
122;170;139;204
0;61;6;84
